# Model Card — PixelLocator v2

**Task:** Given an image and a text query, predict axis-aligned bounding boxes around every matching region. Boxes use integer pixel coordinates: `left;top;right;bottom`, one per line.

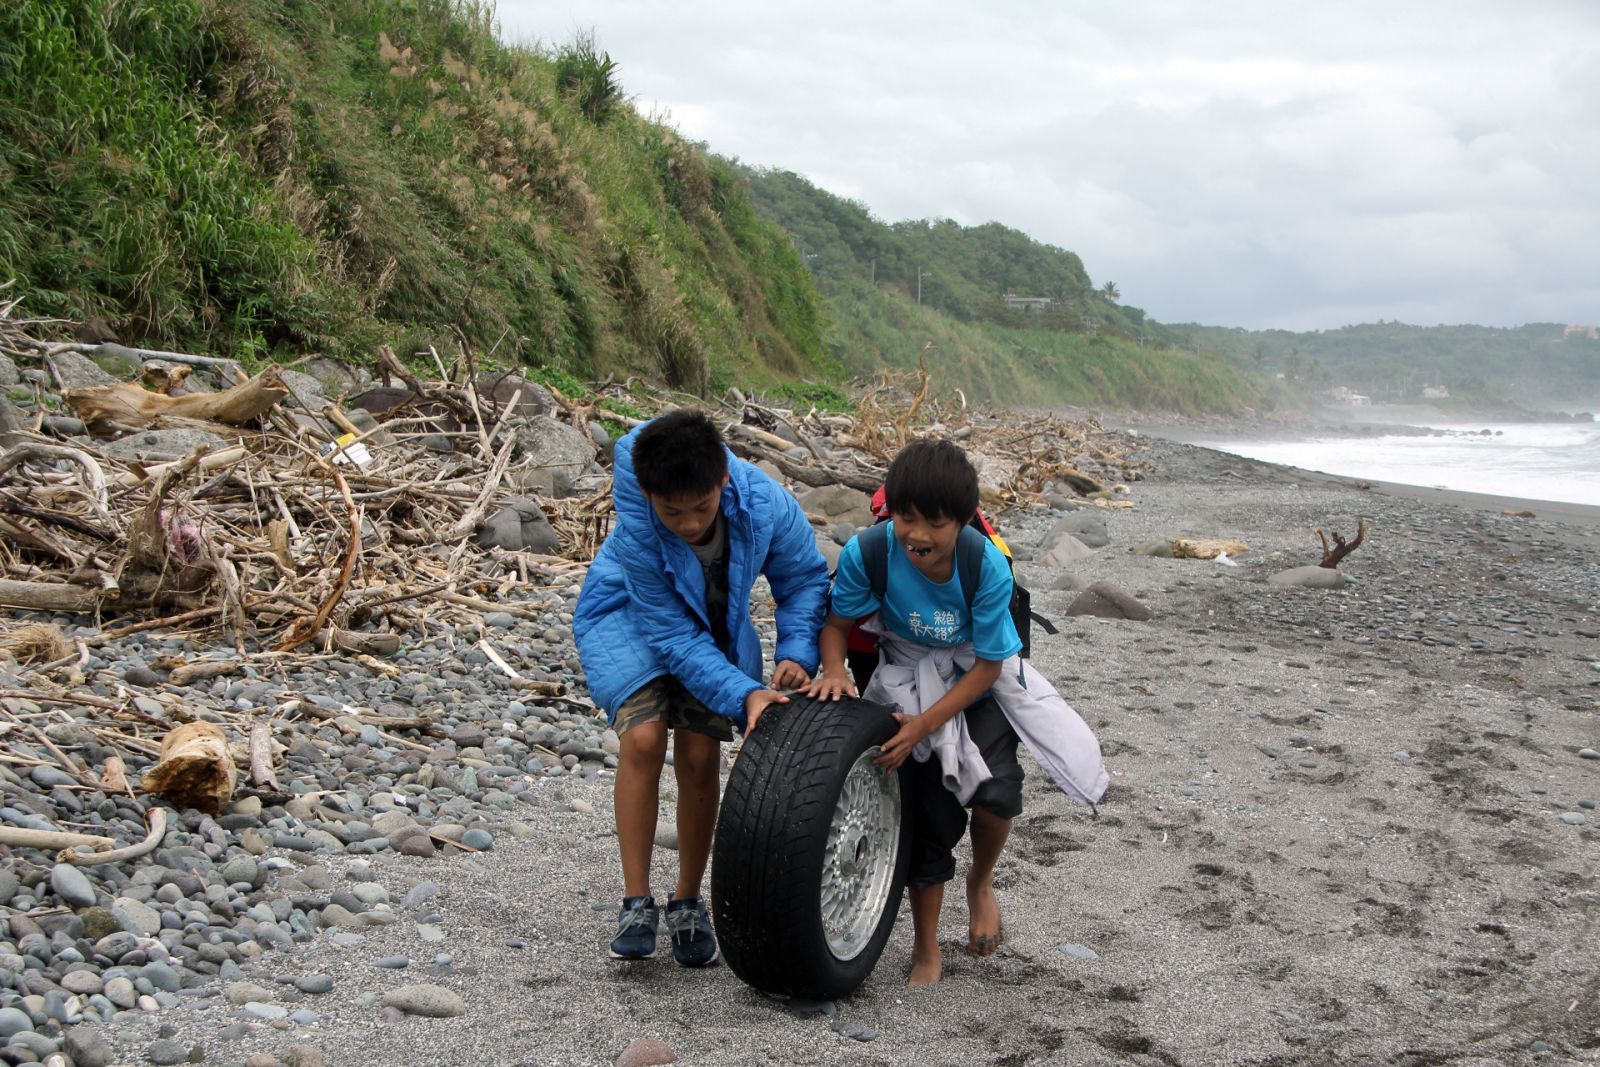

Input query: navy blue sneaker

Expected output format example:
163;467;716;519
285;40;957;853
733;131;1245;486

609;896;658;959
666;896;718;968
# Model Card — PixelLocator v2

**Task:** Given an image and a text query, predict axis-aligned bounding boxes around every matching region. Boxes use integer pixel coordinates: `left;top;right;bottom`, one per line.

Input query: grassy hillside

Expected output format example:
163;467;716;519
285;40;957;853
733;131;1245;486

0;0;831;391
740;167;1263;413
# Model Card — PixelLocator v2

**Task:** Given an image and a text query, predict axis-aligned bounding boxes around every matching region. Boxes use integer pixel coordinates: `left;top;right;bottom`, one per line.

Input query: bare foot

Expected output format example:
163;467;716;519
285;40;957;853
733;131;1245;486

966;876;1004;956
907;943;943;986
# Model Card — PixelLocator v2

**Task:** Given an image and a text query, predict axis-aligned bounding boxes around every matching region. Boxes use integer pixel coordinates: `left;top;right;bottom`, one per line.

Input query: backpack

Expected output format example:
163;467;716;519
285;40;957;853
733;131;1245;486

850;518;1055;658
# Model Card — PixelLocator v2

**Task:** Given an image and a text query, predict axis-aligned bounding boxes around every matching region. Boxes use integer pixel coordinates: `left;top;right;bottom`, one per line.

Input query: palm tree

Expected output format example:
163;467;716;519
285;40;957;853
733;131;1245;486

1099;281;1120;301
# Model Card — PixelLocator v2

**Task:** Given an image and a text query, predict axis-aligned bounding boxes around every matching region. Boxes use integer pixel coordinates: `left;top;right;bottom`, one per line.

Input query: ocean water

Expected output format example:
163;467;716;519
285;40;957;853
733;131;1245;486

1204;421;1600;507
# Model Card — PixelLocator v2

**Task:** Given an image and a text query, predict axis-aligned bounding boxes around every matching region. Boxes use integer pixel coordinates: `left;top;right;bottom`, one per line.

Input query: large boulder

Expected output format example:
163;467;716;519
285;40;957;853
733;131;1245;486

966;450;1013;497
1065;581;1153;621
813;530;842;571
1048;511;1109;549
1039;531;1094;568
799;484;875;531
103;428;228;462
512;416;600;495
474;499;560;555
0;353;18;388
478;375;557;418
302;356;371;398
275;369;332;412
0;396;23;434
509;466;565;497
50;350;120;390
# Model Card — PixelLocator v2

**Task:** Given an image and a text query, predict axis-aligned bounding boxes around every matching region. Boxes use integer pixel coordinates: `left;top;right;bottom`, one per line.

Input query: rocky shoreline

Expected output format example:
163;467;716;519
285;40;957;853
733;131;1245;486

2;409;1598;1065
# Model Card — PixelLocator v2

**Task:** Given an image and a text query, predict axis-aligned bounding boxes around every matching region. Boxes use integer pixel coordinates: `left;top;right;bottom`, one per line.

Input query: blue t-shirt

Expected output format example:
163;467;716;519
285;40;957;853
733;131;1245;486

833;521;1023;662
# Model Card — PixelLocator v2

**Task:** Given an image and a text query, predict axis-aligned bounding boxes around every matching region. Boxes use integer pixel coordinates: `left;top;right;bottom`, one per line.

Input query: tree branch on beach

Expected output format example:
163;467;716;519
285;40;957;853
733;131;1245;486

1317;518;1366;568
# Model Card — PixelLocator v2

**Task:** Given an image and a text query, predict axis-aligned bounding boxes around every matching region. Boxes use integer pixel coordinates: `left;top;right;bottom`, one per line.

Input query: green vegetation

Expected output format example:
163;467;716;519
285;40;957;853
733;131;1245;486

0;0;829;390
553;31;622;125
763;381;854;414
738;167;1260;412
1176;322;1600;410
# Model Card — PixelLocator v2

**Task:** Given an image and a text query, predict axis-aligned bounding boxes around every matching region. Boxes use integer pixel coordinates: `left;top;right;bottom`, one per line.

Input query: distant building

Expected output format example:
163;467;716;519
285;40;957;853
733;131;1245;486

1563;324;1597;340
1330;386;1371;406
1423;384;1450;399
1002;294;1053;312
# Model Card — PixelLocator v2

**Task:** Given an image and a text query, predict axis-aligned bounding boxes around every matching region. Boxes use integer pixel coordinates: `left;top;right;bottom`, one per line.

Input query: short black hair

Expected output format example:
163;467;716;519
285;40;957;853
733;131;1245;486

883;438;978;522
632;410;728;497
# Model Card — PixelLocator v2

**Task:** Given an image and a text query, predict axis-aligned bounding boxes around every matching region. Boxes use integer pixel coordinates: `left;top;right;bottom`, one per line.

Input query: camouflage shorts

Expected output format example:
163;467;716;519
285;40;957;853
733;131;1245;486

612;676;735;742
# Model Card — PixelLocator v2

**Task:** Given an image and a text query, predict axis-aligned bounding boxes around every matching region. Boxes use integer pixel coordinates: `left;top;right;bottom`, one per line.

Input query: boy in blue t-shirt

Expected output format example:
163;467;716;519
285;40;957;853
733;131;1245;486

804;438;1023;987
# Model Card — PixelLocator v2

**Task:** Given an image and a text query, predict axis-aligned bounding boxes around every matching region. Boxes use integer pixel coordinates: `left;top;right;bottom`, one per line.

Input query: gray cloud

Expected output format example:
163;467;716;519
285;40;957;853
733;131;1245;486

496;1;1600;330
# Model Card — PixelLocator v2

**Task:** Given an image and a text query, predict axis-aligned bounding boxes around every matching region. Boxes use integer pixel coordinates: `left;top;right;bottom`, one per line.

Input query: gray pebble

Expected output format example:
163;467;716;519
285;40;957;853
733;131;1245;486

0;1007;32;1038
372;956;410;969
401;882;440;910
1058;943;1100;960
144;1039;193;1065
243;1002;288;1020
1559;813;1586;825
830;1017;879;1041
65;1029;116;1067
50;864;97;908
378;983;466;1017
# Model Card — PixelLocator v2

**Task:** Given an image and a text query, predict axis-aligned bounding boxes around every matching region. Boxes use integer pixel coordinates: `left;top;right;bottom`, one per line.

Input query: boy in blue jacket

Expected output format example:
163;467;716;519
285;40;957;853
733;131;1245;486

575;410;830;966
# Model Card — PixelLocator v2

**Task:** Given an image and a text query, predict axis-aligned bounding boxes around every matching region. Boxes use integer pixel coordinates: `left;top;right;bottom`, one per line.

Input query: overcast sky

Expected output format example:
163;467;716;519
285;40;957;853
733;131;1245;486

494;2;1600;332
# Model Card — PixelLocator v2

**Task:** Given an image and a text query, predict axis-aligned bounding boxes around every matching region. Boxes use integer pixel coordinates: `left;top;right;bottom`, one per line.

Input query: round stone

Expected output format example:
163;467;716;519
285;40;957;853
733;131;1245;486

145;1038;191;1065
60;970;104;995
50;864;97;908
0;1007;32;1038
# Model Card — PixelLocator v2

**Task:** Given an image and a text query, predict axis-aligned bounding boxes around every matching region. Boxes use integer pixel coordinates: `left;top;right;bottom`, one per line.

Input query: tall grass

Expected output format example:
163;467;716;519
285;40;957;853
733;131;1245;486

0;0;829;385
0;0;324;353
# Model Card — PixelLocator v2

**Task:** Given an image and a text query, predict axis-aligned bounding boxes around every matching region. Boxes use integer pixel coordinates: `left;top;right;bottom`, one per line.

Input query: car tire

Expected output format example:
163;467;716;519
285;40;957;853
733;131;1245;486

712;694;911;1000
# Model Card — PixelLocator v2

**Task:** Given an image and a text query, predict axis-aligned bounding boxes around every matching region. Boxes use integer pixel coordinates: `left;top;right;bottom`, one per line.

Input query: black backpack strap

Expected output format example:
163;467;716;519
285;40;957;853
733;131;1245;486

954;524;988;613
856;522;891;603
957;524;1029;682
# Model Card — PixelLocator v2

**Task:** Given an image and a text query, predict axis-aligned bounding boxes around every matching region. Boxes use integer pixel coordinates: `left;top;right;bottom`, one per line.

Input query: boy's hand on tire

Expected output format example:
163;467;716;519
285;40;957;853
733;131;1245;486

770;659;810;689
801;670;858;702
743;688;790;736
874;712;929;769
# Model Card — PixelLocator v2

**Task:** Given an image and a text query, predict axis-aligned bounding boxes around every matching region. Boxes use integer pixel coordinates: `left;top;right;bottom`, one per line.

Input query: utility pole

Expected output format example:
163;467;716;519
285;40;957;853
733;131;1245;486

917;267;927;305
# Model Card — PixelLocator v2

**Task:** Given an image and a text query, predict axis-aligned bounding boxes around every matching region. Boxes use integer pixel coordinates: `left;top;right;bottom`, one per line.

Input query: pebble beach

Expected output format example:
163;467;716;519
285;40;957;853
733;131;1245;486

2;429;1598;1067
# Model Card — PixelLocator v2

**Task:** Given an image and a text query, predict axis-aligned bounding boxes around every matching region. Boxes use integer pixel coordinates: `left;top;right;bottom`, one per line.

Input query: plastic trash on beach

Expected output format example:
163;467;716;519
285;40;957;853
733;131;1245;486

317;433;374;468
1214;550;1239;567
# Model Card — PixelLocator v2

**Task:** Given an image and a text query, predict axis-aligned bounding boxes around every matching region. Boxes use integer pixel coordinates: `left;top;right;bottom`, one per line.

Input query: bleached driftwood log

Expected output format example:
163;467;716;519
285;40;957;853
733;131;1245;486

140;722;235;815
66;366;289;433
59;808;168;865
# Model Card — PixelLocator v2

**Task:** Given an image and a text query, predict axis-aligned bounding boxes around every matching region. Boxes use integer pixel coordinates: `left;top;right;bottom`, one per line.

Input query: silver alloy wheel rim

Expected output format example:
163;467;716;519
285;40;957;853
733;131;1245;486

820;746;902;961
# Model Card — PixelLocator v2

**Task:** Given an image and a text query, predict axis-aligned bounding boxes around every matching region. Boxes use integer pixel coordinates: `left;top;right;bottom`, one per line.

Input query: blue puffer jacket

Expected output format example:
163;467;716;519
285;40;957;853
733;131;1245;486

574;423;830;725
